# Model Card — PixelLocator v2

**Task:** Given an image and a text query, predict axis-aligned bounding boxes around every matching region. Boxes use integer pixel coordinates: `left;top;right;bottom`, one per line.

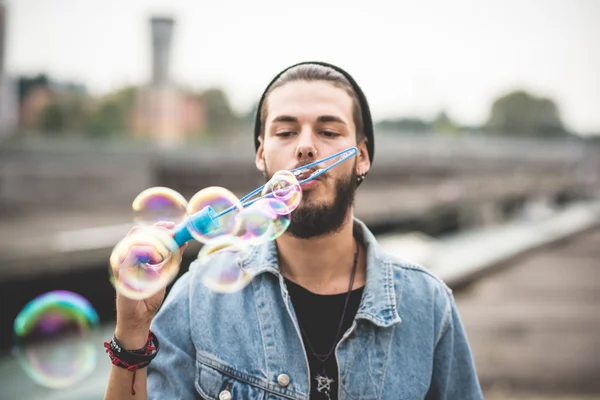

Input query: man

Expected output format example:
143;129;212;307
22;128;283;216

104;61;483;399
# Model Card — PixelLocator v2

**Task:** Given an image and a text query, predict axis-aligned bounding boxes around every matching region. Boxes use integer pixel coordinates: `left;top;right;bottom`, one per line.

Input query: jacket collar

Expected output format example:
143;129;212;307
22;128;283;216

238;218;402;328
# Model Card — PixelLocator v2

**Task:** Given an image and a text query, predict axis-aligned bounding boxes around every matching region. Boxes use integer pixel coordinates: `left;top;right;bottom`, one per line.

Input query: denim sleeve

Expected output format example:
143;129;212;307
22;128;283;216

147;271;199;399
426;293;484;400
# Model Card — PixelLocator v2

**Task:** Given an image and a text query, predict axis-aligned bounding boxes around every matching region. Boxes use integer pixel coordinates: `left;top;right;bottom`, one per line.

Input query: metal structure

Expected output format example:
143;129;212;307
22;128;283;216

150;16;175;87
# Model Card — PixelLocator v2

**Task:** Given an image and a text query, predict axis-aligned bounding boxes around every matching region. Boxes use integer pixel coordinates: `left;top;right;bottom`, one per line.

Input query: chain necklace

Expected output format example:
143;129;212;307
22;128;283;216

294;239;360;400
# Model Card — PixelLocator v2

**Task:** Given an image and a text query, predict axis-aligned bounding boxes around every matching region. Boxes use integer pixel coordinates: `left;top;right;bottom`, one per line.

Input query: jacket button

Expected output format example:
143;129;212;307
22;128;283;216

277;373;290;387
219;390;232;400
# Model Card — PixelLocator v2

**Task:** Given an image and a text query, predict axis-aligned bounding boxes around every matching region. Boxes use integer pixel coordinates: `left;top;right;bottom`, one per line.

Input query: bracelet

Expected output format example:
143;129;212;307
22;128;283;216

104;330;159;395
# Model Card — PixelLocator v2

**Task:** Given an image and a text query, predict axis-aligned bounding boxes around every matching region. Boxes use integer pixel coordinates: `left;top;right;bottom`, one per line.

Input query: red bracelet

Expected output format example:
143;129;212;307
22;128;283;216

104;330;159;395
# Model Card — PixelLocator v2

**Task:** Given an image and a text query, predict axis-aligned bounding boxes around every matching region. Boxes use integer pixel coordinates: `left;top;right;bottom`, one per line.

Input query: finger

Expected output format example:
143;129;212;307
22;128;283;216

130;236;173;260
178;242;188;255
148;224;182;241
130;225;173;237
112;246;162;280
118;232;174;262
154;221;176;229
112;226;179;275
113;245;165;274
124;245;165;266
146;225;177;239
128;225;143;236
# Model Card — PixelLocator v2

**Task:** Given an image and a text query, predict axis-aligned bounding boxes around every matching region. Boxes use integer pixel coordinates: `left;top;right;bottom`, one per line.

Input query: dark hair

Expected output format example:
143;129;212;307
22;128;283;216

259;64;365;141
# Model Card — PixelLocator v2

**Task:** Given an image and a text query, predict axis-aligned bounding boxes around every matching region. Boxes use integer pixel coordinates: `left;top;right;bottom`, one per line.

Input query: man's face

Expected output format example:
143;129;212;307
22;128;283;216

255;81;369;239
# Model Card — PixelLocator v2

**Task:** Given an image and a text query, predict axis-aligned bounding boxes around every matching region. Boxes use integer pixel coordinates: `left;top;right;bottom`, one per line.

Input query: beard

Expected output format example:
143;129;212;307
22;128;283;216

264;164;357;239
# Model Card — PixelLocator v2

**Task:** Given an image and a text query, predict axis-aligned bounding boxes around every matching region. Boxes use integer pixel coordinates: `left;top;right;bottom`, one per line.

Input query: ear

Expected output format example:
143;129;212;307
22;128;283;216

356;137;370;176
255;136;266;173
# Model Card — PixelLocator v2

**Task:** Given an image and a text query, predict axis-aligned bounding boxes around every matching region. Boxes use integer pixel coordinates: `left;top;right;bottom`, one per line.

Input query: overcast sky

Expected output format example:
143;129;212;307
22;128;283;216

4;0;600;134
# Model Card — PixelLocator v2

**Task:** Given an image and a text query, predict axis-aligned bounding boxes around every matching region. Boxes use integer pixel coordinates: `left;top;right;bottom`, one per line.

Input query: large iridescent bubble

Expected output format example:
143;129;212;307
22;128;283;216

234;198;291;245
196;235;254;293
133;187;188;226
13;291;99;389
109;226;181;300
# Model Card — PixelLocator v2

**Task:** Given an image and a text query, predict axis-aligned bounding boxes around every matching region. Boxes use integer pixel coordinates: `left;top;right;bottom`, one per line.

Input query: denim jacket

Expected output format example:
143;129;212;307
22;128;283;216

147;218;483;399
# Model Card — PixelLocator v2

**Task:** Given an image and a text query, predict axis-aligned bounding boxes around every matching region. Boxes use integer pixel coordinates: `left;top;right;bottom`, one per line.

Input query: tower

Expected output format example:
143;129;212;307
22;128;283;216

129;15;204;146
150;16;174;87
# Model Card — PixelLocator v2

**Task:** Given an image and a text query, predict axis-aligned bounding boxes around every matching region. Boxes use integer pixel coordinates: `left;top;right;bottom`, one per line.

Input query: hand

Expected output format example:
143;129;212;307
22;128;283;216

112;221;188;349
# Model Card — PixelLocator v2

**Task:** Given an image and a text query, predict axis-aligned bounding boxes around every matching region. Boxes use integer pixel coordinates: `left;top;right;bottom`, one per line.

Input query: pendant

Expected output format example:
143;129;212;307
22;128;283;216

315;373;335;400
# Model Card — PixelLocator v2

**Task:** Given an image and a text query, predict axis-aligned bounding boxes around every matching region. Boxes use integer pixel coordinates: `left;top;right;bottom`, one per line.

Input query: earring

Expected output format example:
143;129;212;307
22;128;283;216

357;171;368;183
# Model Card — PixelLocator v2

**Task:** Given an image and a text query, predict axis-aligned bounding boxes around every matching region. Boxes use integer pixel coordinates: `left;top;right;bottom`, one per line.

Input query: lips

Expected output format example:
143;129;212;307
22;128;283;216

294;167;318;181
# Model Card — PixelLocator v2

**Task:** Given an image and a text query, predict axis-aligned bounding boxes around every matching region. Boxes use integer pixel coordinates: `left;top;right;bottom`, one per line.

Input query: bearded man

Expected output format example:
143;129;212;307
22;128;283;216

104;61;483;400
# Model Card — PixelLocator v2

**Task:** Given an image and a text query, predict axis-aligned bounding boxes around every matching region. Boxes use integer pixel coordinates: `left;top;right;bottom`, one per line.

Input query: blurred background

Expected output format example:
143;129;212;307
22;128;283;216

0;0;599;399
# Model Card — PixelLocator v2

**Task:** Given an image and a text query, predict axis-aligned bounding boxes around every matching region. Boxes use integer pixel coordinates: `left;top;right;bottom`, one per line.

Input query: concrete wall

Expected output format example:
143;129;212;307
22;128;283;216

0;143;154;214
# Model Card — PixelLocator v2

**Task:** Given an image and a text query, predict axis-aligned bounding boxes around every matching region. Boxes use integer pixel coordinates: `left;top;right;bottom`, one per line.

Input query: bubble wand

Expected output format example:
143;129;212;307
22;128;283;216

171;147;358;246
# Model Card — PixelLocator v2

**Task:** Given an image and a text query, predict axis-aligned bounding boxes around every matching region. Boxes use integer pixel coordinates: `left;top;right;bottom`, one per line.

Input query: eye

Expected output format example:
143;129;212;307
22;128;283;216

320;131;339;137
276;132;295;138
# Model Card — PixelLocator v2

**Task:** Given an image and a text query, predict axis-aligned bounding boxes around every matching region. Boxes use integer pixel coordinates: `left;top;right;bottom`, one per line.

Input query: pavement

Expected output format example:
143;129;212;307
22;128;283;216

456;227;600;397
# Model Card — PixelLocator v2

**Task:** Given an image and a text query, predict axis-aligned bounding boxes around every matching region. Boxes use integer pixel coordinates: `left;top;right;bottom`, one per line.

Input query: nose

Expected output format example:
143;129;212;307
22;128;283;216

297;147;316;159
295;130;317;161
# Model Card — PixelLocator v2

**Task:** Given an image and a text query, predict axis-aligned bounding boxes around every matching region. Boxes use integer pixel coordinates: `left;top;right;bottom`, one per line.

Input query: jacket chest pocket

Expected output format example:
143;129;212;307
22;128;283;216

195;359;266;400
195;357;301;400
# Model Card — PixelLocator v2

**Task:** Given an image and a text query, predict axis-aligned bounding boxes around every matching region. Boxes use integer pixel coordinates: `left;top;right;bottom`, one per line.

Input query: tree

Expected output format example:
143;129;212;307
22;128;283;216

62;94;92;132
375;117;432;134
432;110;459;135
87;100;126;138
86;86;136;138
38;103;66;134
18;74;50;104
485;90;568;137
198;88;239;136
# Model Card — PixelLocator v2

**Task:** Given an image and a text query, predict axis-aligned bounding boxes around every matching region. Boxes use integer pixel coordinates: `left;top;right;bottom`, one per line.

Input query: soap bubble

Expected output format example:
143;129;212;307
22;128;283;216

109;226;181;300
13;291;99;389
187;187;243;243
133;187;188;226
261;171;302;214
196;235;254;293
235;198;291;245
269;213;291;240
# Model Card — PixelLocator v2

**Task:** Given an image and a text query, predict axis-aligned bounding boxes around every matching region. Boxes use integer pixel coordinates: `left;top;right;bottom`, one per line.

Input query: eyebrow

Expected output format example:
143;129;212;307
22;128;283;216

272;115;298;123
271;115;347;125
317;115;346;125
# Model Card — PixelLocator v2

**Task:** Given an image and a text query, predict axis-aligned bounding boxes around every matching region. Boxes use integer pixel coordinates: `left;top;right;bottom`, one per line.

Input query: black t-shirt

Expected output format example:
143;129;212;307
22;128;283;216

284;278;364;400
